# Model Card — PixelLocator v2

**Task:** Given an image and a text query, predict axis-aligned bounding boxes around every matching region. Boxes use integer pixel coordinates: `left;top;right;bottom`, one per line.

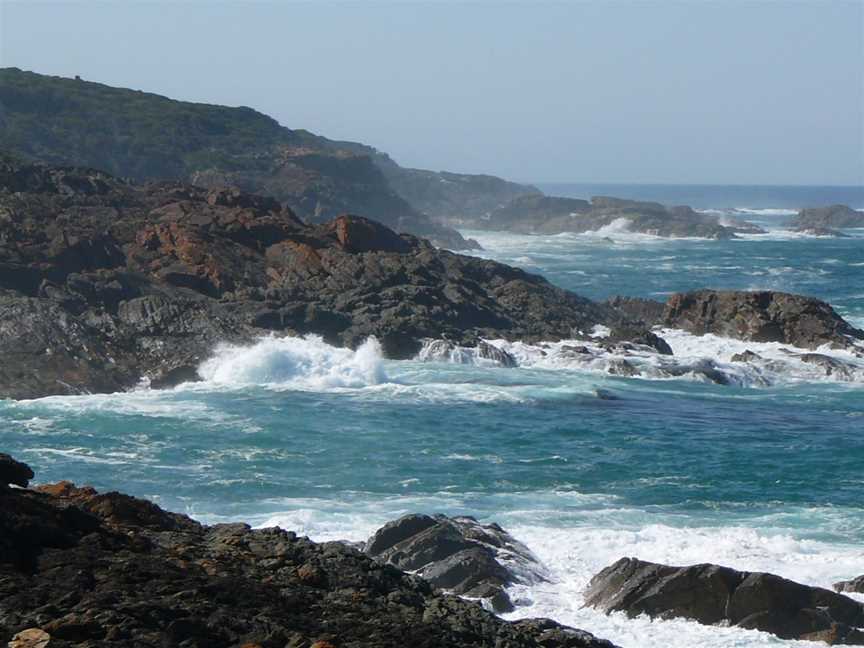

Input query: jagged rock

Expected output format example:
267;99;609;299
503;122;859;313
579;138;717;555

0;156;664;399
0;457;618;648
365;514;546;613
584;557;864;644
663;290;864;351
0;454;34;488
835;575;864;594
791;205;864;230
0;68;479;250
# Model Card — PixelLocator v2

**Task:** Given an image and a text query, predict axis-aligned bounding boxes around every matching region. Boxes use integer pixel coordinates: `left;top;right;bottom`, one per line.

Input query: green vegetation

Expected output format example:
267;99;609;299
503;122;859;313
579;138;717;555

0;68;310;179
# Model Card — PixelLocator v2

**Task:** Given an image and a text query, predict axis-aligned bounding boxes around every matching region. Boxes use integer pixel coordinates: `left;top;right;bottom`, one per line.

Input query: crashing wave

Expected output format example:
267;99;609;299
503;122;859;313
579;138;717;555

197;335;386;389
418;332;864;388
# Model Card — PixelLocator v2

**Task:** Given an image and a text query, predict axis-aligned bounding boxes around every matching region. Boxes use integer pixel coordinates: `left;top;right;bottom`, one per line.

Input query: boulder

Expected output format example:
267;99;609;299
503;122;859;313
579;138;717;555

365;514;546;613
326;214;412;254
584;557;864;644
0;454;34;488
663;290;864;350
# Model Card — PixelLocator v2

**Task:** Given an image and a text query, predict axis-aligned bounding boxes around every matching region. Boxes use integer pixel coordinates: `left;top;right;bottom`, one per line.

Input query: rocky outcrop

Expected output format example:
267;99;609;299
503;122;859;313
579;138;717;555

584;557;864;644
0;156;658;399
0;68;480;249
0;453;34;488
364;514;547;613
0;455;618;648
662;290;864;350
791;205;864;231
836;576;864;594
475;195;766;239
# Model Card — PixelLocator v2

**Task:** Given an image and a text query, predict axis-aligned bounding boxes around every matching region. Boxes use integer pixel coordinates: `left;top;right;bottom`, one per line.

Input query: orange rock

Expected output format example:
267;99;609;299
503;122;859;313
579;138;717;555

8;628;51;648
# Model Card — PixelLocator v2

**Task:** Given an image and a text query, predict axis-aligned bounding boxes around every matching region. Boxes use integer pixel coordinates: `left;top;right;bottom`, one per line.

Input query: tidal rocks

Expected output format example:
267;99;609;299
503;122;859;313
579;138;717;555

476;195;765;239
836;576;864;594
663;290;864;350
0;456;617;648
0;453;34;487
584;557;864;644
791;205;864;230
0;155;662;399
364;514;547;613
417;340;518;367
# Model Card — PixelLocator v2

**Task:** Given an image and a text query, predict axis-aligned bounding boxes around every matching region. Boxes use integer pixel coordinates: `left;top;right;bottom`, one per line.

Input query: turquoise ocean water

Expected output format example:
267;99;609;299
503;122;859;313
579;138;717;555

2;199;863;646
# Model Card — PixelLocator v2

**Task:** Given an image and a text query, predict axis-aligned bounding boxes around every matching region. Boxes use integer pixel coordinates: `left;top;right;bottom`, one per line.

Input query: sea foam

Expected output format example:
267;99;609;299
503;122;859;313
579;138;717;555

197;335;386;390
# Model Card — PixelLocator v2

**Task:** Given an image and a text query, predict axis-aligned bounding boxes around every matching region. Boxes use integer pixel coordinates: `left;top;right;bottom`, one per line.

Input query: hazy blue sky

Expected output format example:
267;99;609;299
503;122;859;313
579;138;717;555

1;1;862;185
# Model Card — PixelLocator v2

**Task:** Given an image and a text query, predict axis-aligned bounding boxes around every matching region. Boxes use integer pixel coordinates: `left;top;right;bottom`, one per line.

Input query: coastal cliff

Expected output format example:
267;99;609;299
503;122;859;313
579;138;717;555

0;156;657;399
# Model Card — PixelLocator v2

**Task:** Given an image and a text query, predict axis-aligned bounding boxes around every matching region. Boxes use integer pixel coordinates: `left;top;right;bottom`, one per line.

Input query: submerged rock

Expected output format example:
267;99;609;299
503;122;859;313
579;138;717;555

0;455;618;648
835;575;864;594
365;514;547;613
584;557;864;644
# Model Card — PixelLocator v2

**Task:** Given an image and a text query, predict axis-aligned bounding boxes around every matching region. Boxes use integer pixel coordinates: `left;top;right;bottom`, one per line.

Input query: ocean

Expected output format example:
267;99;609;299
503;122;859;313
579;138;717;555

2;189;863;647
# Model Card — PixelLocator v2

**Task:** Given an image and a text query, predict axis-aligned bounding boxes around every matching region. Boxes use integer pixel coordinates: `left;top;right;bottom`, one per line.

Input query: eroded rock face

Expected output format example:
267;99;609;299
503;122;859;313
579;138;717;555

663;290;864;351
0;156;660;399
584;557;864;644
365;514;547;613
0;456;618;648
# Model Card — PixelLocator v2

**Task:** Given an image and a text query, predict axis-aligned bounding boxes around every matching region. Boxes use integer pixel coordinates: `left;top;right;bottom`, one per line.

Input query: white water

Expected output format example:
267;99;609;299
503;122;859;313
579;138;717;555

244;491;864;648
196;334;387;390
418;331;864;388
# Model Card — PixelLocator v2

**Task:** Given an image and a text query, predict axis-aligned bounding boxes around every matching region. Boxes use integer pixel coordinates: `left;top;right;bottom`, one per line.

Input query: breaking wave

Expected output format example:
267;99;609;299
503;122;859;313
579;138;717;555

197;335;387;390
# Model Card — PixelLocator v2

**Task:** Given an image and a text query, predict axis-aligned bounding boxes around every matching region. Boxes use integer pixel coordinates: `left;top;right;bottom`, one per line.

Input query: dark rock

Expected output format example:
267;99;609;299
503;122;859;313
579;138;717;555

584;557;864;644
790;205;864;230
0;453;34;488
0;155;661;399
365;514;546;613
0;457;619;648
835;575;864;594
731;350;762;363
0;68;479;250
475;194;765;240
663;290;864;350
605;296;666;327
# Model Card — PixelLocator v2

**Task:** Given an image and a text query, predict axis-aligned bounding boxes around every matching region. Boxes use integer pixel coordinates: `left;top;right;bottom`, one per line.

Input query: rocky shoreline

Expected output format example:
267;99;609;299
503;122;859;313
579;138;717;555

3;454;863;647
3;156;863;400
0;454;617;648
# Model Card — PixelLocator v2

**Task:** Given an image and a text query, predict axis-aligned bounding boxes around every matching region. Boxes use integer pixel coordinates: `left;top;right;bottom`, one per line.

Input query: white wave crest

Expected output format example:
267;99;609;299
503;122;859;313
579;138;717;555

472;332;864;388
197;335;386;390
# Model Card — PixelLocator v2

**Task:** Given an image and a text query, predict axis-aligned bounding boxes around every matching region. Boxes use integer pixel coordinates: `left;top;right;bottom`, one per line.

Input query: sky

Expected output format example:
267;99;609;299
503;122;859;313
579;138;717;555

1;0;862;185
